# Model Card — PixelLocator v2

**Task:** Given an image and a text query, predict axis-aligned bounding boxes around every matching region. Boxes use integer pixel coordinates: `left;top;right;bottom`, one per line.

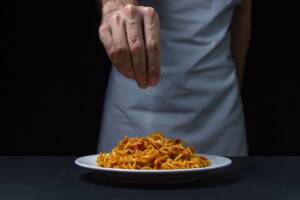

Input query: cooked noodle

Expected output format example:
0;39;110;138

96;132;211;170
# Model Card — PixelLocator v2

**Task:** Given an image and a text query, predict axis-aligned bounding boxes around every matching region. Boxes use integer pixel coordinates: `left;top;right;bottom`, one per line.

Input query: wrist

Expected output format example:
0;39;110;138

102;0;138;16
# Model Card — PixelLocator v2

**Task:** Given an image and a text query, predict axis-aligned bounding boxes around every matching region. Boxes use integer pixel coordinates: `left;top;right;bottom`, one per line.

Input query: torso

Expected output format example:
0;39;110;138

98;0;247;156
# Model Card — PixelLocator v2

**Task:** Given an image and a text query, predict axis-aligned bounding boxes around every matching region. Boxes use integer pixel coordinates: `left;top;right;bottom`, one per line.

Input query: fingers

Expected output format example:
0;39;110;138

140;7;160;87
99;23;125;75
124;5;148;89
110;14;134;79
99;23;114;59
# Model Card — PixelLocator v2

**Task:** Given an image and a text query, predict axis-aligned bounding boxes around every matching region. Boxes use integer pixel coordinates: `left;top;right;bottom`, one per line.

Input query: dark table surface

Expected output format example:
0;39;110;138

1;156;300;200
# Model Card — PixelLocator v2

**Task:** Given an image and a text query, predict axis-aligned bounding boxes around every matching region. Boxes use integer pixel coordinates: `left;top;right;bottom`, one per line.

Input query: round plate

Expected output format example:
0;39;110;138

75;154;231;184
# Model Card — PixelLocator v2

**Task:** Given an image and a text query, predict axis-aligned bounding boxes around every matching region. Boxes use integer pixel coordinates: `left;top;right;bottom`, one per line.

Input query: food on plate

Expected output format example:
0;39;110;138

96;132;210;170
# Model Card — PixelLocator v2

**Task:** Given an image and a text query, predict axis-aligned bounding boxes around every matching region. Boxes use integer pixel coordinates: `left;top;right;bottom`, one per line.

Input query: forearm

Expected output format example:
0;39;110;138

230;0;252;86
101;0;138;15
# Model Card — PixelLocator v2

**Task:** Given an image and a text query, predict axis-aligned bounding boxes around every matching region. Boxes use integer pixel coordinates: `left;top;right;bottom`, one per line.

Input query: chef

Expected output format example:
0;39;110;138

97;0;251;156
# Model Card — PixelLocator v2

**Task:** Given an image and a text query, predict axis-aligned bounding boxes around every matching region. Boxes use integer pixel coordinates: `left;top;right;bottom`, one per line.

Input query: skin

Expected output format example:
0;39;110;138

99;0;160;89
100;0;251;89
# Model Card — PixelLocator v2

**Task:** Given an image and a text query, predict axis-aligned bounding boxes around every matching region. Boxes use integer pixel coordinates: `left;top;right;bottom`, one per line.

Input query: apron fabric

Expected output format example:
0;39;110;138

98;0;247;156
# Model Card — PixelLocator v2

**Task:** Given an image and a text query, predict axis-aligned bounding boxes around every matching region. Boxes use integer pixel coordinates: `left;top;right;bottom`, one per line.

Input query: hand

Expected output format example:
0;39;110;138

99;1;160;89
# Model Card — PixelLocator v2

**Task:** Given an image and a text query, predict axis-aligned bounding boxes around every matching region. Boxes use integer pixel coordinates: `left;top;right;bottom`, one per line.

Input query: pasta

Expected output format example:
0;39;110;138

96;132;211;170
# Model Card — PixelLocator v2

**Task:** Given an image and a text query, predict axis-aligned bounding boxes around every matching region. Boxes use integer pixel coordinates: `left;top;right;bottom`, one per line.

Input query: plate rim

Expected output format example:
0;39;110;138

75;154;232;174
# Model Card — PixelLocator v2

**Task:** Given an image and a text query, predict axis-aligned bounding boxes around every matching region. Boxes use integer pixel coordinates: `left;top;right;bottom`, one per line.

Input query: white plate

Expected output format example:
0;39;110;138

75;154;231;184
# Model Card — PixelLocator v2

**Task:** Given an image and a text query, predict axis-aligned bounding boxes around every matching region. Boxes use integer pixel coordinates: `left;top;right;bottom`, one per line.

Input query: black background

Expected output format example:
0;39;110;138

1;1;299;155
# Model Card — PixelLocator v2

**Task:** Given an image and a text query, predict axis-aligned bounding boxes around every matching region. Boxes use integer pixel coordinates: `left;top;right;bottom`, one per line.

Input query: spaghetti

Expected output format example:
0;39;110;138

96;132;211;170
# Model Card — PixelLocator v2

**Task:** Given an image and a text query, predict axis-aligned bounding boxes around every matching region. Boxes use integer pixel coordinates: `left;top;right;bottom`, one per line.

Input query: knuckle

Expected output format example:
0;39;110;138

99;24;108;35
131;44;142;54
148;40;160;52
111;14;118;21
124;4;137;16
130;42;143;54
115;46;128;55
111;14;122;24
102;40;114;53
144;7;156;17
107;47;117;58
108;46;128;58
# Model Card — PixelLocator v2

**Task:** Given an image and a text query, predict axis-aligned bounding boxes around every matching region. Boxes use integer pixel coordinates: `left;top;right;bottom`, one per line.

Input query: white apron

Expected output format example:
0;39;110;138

98;0;248;156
